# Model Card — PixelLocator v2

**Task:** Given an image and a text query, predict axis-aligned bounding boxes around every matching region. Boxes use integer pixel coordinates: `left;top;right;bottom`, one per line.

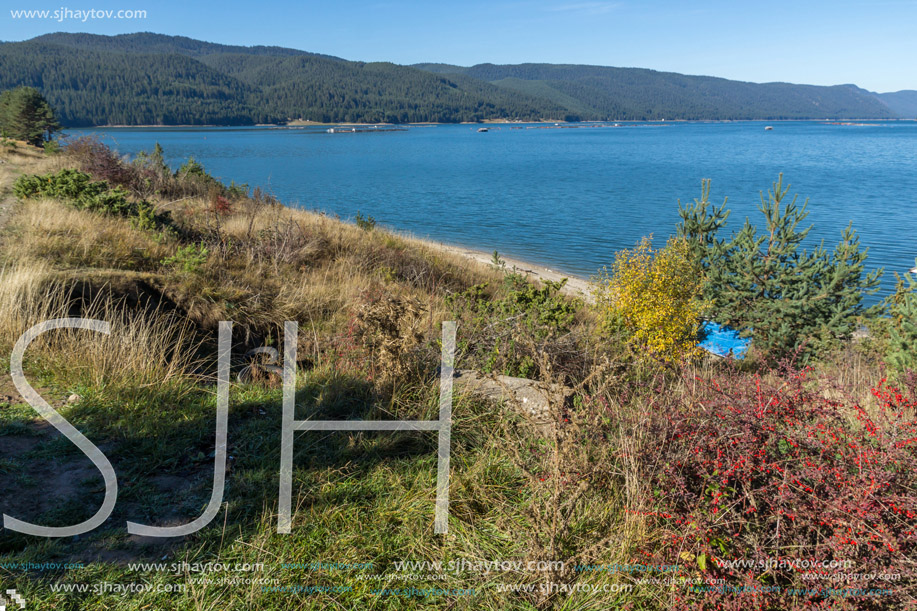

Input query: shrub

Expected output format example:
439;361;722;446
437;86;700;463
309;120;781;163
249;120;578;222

12;168;177;235
350;288;427;383
491;250;506;271
130;142;174;197
678;176;882;362
637;364;917;609
209;190;233;215
168;154;224;199
15;168;102;200
447;273;579;377
65;136;139;191
67;139;248;205
129;146;222;199
13;168;139;217
130;202;159;232
42;139;61;155
593;236;704;363
499;275;577;333
176;156;208;179
226;180;249;199
85;187;134;216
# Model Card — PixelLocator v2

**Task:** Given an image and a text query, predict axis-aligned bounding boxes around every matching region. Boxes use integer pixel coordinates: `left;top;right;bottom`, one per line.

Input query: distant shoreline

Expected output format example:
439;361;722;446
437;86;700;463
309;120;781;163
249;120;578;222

75;118;917;129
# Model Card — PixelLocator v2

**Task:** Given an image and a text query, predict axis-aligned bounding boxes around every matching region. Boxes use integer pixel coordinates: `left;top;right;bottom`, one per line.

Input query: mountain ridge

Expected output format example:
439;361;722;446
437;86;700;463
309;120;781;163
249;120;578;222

0;32;911;125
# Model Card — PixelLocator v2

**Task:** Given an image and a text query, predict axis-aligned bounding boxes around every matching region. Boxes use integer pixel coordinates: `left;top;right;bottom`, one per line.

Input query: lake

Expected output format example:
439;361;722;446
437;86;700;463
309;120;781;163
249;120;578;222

69;121;917;300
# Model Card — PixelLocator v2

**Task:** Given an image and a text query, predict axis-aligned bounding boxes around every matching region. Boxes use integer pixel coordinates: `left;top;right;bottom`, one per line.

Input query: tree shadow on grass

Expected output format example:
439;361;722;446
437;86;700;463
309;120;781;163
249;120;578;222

0;368;442;567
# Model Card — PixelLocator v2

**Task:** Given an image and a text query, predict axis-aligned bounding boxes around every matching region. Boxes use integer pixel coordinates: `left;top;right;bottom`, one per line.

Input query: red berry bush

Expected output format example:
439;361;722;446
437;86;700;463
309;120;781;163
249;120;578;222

635;362;917;609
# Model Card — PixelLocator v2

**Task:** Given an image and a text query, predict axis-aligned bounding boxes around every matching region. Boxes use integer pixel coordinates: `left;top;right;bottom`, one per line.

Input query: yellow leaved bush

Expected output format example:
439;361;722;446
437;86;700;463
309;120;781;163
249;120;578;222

593;236;705;363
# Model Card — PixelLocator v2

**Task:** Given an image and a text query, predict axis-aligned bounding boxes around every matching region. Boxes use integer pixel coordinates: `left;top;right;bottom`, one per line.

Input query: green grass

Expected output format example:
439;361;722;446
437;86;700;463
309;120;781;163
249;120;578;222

0;365;645;609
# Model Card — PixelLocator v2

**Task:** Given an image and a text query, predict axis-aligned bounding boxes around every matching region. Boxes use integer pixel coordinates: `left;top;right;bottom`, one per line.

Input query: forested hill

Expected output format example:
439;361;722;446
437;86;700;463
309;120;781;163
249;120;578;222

0;33;565;125
0;32;908;126
24;31;317;57
876;90;917;118
413;63;901;121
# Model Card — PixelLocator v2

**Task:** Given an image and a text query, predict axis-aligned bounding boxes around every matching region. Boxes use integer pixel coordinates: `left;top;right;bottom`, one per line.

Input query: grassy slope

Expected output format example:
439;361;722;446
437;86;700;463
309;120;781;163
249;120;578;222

0;143;649;610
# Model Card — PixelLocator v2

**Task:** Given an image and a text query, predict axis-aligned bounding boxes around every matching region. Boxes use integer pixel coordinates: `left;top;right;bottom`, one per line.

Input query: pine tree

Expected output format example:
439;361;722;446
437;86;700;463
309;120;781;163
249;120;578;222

678;175;882;361
0;86;61;146
676;178;730;267
886;264;917;374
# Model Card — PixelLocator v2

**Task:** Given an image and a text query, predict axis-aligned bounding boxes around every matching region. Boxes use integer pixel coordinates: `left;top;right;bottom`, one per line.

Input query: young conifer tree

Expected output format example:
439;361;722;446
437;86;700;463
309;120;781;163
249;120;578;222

886;265;917;374
676;178;730;275
677;174;882;361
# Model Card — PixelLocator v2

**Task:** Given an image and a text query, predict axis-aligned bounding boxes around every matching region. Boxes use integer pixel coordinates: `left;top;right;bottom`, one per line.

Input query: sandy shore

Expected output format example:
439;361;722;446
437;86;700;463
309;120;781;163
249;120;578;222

431;242;594;302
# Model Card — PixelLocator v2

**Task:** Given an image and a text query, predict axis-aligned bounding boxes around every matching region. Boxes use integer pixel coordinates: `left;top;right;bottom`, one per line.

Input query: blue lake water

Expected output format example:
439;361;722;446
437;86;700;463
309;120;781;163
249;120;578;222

69;121;917;300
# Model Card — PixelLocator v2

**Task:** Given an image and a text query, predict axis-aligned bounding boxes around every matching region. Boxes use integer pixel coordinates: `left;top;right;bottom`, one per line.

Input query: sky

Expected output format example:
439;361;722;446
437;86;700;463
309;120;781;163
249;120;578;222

3;0;916;92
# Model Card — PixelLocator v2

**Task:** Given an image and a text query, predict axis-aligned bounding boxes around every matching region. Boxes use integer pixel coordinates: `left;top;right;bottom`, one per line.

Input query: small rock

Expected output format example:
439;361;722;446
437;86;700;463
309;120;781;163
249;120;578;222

453;369;566;422
67;394;82;403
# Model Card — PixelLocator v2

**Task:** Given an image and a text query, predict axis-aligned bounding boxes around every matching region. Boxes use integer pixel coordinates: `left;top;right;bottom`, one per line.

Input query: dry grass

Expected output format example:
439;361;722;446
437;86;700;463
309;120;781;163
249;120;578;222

50;298;199;389
215;197;499;292
155;190;502;346
0;258;57;344
0;141;65;182
0;145;201;386
7;197;172;270
0;147;503;392
0;260;198;388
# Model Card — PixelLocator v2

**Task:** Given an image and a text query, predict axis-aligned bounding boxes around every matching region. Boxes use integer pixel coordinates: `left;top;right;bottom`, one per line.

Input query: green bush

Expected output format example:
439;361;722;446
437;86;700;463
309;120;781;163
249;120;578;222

15;168;101;200
176;156;209;179
13;168;156;220
43;139;61;155
14;168;127;210
161;243;208;273
130;201;159;232
447;273;578;377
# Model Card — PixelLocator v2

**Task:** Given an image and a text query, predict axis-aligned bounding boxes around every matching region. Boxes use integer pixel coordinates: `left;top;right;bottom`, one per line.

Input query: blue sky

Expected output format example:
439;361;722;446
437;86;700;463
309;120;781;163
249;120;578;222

3;0;915;92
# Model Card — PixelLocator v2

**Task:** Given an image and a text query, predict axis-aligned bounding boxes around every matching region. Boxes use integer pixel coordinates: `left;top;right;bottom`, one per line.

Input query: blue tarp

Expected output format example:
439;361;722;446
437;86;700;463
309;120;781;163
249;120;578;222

698;321;751;359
